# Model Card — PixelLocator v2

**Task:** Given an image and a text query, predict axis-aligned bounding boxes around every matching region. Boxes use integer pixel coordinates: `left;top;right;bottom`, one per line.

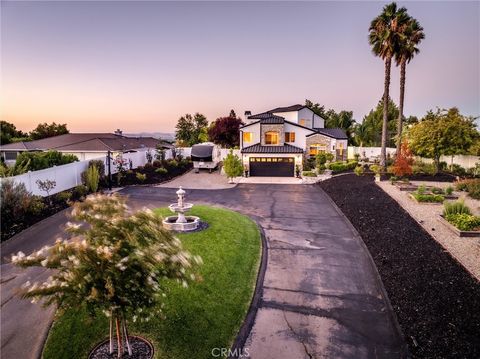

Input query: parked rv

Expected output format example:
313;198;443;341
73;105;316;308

191;142;221;173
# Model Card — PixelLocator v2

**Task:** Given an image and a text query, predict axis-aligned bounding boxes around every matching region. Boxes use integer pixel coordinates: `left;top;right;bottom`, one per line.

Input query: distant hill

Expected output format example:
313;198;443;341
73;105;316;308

124;132;175;142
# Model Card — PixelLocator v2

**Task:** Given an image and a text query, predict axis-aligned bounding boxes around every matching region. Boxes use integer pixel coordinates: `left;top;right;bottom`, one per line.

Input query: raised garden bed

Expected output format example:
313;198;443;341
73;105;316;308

318;174;480;359
438;215;480;238
408;192;445;204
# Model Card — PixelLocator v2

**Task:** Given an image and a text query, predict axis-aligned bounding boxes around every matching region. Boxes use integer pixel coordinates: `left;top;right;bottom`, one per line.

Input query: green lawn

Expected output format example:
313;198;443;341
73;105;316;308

42;205;261;359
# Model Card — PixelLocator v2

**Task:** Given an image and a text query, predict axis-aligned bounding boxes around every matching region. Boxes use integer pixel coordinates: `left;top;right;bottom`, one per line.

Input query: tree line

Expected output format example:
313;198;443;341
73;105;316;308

1;121;69;144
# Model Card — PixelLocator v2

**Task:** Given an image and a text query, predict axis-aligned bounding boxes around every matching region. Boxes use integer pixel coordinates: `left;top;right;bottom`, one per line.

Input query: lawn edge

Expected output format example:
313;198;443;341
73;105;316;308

317;182;410;359
228;220;267;358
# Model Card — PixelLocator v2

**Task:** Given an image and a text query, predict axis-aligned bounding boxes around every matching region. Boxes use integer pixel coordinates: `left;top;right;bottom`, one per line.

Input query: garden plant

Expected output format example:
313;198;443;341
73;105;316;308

11;194;202;358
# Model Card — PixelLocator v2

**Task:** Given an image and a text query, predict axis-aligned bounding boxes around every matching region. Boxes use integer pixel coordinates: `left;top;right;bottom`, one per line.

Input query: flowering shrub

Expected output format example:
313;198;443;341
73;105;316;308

12;194;202;357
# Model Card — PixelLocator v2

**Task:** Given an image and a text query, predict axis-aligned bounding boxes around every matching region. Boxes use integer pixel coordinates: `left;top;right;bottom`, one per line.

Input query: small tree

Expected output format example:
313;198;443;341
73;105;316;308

207;116;243;148
409;108;479;174
36;179;56;204
223;150;243;183
11;194;202;358
392;140;414;177
145;150;153;164
85;165;100;193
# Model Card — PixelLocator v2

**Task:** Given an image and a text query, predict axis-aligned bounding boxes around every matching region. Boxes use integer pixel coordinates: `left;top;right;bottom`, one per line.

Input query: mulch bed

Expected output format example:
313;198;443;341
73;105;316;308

318;174;480;359
1;196;70;242
115;161;192;186
408;172;457;182
89;336;153;359
1;162;192;242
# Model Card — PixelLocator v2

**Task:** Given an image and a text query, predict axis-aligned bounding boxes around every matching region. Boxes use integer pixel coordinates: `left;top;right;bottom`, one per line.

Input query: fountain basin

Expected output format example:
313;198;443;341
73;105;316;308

162;215;200;231
168;203;193;212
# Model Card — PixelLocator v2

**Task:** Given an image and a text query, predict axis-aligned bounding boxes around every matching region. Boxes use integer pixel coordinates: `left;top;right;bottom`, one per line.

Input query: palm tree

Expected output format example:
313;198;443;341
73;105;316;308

369;2;409;170
394;17;425;155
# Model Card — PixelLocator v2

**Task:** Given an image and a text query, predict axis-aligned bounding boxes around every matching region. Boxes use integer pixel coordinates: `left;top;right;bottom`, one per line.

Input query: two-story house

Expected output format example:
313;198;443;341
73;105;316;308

239;104;348;177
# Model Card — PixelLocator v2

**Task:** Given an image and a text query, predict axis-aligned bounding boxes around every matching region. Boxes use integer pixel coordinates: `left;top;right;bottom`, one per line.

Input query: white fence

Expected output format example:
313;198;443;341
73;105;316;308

0;149;173;197
347;146;479;168
176;147;241;160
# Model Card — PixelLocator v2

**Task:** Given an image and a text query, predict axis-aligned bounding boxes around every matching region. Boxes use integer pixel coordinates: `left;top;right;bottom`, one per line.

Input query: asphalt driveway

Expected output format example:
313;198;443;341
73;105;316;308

1;184;406;359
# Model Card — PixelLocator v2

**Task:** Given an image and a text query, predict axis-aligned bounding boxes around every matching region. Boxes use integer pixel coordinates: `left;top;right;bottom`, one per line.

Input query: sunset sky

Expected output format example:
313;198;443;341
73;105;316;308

1;1;479;133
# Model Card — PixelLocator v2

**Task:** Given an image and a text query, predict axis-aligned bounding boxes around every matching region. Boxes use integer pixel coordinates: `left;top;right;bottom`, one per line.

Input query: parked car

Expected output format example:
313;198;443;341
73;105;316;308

191;142;221;173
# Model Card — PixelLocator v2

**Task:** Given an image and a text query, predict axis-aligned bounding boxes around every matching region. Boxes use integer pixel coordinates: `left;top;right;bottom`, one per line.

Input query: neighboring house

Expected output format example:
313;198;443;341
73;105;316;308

240;104;348;177
0;132;173;164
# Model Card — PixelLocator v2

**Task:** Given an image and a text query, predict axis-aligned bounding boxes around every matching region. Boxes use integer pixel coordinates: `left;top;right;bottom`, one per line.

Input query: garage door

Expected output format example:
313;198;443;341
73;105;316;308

249;157;295;177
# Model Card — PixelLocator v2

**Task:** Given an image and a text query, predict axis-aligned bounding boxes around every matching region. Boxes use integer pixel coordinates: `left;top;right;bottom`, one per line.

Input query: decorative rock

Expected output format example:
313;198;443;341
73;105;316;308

88;336;153;359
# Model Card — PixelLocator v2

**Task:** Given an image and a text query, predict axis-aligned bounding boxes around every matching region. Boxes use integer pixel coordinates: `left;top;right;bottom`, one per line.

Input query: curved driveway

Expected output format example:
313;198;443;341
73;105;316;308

121;184;407;358
1;183;406;359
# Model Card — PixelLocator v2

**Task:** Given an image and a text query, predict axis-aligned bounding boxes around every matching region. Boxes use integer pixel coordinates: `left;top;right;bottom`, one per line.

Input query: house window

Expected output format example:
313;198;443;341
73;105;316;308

265;131;279;145
4;151;18;161
299;119;306;126
309;144;327;156
285;132;295;142
243;132;253;143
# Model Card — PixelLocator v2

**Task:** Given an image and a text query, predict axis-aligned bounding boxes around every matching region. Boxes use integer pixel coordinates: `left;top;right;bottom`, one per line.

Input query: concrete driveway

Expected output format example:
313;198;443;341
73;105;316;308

1;184;406;359
157;168;236;189
121;184;406;358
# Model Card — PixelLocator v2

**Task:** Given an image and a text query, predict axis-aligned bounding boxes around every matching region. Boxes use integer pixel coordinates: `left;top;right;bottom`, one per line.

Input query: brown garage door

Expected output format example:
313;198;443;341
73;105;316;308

249;157;295;177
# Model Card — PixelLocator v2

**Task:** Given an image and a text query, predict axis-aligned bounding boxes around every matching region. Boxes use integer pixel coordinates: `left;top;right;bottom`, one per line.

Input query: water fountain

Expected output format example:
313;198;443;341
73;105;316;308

162;186;200;231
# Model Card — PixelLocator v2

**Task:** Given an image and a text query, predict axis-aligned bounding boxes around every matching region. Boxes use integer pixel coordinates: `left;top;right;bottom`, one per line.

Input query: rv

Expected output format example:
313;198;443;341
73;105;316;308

190;142;221;173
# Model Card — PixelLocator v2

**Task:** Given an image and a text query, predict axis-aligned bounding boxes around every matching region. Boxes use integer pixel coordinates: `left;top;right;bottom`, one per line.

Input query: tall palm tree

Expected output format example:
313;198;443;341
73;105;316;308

369;2;409;170
395;18;425;155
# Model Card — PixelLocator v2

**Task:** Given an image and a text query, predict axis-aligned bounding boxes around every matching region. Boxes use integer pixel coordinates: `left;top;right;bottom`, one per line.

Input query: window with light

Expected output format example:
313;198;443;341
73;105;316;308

243;132;253;143
265;131;279;145
285;132;295;142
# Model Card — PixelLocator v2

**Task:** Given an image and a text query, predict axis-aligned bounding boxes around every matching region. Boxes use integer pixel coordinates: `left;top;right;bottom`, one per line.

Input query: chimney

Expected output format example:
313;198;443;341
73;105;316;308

114;129;123;136
244;111;251;122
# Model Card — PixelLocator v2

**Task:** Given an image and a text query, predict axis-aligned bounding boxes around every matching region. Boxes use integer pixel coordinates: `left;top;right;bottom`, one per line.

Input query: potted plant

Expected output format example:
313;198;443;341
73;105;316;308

11;194;202;358
369;164;382;182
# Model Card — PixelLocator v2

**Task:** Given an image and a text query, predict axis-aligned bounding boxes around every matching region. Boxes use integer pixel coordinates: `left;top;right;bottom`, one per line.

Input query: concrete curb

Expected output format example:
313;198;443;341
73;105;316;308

228;221;268;359
317;183;410;359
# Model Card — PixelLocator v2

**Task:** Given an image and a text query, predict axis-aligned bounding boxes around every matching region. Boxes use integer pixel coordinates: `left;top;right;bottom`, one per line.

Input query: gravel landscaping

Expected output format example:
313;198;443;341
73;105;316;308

319;174;480;359
378;180;480;280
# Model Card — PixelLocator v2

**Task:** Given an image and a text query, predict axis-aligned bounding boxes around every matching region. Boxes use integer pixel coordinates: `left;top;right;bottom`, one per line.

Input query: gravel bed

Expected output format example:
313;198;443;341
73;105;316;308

89;336;153;359
380;180;480;280
318;174;480;359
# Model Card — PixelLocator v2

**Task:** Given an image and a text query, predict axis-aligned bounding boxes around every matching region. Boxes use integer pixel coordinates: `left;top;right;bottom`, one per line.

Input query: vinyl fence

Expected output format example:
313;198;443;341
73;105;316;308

176;147;241;160
1;149;173;197
347;146;479;169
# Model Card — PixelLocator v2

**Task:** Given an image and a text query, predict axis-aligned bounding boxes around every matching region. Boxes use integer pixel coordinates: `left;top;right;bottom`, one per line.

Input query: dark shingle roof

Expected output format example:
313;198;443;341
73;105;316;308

0;133;169;152
312;128;348;139
248;112;285;122
241;143;304;154
269;104;306;113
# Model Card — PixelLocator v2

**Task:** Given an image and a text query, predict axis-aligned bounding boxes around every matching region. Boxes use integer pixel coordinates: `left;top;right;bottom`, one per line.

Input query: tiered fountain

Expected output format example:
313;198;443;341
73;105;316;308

162;187;200;231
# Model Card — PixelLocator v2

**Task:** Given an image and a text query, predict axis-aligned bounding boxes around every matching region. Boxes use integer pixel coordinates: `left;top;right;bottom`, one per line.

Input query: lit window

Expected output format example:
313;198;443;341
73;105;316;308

338;142;344;155
265;131;279;145
243;132;253;143
285;132;295;142
309;144;327;156
299;119;306;126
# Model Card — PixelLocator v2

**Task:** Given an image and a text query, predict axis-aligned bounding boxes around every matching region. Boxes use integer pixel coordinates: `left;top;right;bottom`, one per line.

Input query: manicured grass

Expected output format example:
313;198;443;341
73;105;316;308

42;205;261;359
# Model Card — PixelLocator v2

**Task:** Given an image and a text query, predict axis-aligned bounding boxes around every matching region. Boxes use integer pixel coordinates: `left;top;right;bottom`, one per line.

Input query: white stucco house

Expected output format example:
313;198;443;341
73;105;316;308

240;104;348;177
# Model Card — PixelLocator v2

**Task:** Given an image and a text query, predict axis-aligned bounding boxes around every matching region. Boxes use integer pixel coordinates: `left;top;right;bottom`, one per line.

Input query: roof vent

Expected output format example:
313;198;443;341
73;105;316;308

244;110;251;120
114;129;123;136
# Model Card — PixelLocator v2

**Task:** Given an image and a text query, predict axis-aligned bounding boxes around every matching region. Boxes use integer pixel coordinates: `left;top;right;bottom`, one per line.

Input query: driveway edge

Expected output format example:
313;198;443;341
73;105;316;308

228;222;268;358
317;186;410;359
